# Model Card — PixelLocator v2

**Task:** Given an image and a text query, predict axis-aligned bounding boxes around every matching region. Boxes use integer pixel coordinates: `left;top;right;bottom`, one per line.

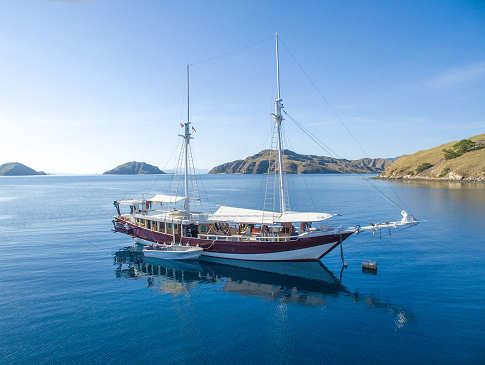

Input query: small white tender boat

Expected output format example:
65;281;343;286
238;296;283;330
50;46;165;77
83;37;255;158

143;244;203;260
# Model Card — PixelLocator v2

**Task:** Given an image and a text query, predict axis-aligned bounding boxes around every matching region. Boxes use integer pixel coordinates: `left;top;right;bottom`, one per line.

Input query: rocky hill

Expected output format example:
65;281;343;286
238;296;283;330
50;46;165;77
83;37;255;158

0;162;46;176
103;161;165;175
209;150;393;174
379;133;485;182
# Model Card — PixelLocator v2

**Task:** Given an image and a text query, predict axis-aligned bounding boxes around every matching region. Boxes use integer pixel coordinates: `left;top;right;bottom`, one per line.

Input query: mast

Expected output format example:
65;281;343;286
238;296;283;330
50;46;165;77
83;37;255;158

182;64;192;213
272;32;286;213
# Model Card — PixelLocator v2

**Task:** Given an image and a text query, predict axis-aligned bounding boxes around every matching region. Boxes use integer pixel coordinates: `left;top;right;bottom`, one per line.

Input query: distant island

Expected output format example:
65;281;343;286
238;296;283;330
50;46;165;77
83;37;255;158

209;149;394;174
103;161;165;175
379;133;485;182
0;162;46;176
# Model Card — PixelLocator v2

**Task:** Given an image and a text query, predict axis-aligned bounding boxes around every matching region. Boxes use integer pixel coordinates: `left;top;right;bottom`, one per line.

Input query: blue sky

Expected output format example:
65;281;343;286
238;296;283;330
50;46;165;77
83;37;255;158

0;0;484;174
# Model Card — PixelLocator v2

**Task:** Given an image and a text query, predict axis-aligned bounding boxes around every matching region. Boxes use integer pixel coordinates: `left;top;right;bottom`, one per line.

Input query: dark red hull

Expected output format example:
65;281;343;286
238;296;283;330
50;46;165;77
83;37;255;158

113;217;353;261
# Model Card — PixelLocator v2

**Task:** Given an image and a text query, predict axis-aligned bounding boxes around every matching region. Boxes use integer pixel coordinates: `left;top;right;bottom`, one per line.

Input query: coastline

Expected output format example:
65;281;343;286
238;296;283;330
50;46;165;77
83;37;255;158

375;175;485;183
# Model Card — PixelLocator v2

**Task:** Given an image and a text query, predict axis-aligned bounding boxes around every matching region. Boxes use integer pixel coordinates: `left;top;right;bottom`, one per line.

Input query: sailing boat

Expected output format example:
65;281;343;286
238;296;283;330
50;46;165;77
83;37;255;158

112;33;417;262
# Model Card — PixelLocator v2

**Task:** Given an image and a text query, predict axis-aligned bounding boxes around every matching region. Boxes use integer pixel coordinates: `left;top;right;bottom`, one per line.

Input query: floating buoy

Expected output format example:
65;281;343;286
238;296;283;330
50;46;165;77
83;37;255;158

362;260;378;273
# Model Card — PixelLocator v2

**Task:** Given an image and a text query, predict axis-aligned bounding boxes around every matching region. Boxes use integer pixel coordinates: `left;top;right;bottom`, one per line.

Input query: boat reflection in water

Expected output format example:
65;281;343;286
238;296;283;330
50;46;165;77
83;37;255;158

114;248;411;327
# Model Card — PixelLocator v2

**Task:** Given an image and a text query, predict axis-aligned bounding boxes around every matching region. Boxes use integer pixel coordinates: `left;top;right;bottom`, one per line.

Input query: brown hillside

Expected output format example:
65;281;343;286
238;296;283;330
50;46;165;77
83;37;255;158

209;150;393;174
379;133;485;182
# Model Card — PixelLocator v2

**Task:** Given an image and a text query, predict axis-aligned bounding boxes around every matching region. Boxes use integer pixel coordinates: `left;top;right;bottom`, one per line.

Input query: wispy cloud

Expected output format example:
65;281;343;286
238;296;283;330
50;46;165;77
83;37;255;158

428;61;485;88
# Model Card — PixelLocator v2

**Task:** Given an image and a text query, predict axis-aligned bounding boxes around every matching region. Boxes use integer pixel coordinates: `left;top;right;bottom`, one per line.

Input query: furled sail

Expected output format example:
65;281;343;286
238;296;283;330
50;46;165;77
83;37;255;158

147;194;186;204
117;199;143;206
208;206;334;224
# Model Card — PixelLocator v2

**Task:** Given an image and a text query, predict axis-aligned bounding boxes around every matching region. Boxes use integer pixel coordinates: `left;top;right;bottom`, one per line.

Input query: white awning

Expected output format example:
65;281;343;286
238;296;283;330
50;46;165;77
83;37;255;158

208;206;277;224
207;206;334;224
147;194;185;204
117;199;143;206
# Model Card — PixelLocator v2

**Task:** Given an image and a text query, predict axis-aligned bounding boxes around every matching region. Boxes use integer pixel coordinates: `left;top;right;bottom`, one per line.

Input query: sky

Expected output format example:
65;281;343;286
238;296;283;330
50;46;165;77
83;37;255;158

0;0;484;174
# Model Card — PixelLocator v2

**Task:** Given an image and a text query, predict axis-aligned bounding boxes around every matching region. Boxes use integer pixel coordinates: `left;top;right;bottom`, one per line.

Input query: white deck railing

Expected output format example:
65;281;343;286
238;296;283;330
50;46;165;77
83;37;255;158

197;233;300;242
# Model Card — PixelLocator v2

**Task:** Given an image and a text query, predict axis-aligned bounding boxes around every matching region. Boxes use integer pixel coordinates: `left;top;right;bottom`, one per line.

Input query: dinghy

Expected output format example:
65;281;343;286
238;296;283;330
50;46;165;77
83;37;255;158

143;244;203;261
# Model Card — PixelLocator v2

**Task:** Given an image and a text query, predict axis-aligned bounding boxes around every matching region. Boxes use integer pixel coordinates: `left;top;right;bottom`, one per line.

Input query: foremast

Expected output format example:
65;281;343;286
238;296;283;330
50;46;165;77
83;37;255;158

180;64;193;214
271;32;286;213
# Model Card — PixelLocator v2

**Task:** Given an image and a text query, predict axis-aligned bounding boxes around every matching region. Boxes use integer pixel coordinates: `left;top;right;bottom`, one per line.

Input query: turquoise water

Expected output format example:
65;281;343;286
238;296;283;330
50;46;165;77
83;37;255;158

0;174;484;364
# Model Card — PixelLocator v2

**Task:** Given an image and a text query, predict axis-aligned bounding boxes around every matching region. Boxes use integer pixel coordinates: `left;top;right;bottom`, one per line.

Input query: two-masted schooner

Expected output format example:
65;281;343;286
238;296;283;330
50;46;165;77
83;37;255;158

112;34;417;262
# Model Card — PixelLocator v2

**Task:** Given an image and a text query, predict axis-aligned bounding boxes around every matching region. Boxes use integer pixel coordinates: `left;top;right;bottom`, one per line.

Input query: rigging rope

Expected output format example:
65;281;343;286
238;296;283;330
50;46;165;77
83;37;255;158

188;142;205;211
279;37;408;213
189;38;267;67
169;139;185;202
284;110;404;211
283;110;339;159
281;120;318;212
279;38;369;156
147;136;181;197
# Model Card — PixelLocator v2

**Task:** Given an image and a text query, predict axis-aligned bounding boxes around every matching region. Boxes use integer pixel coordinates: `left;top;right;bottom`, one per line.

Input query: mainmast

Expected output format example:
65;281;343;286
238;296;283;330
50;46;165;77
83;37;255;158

272;32;286;213
181;64;192;213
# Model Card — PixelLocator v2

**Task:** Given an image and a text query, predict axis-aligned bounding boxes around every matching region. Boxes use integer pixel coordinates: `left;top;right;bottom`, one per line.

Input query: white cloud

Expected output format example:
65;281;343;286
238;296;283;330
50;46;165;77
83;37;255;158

428;61;485;88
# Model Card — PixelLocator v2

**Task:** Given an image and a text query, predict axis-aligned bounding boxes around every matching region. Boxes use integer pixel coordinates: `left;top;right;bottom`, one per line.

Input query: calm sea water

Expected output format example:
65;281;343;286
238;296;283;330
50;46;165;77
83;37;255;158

0;174;484;364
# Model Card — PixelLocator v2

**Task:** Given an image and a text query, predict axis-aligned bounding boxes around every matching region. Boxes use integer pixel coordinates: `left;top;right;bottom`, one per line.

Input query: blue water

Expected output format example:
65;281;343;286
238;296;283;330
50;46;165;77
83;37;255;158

0;174;484;364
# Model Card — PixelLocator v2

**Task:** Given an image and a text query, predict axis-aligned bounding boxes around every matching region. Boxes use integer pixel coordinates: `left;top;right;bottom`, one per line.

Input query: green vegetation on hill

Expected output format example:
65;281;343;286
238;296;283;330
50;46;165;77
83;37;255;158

103;161;165;175
415;162;433;174
0;162;46;176
380;133;485;182
209;149;393;174
443;139;484;160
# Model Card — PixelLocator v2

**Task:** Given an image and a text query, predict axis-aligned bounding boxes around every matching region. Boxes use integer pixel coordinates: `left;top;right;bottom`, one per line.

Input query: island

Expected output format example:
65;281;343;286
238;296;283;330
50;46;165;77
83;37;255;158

103;161;165;175
209;149;394;174
379;133;485;182
0;162;46;176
